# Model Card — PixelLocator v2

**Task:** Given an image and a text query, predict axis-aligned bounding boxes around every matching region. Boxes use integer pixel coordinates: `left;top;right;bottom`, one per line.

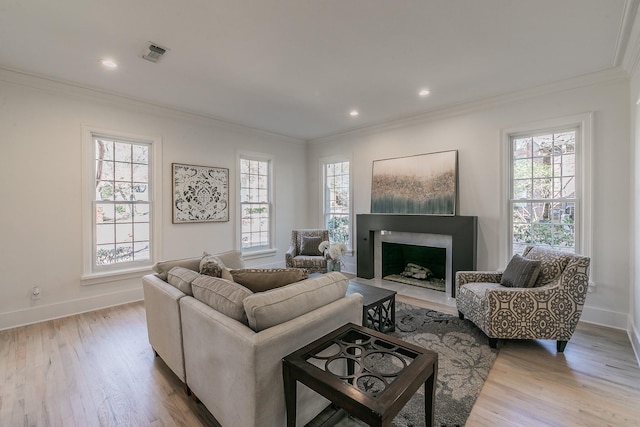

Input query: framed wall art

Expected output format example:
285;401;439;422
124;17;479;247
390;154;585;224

172;163;229;223
371;150;458;215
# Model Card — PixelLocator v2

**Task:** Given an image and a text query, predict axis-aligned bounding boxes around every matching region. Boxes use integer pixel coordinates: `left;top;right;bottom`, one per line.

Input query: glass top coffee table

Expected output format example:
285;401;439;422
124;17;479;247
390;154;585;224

282;322;437;427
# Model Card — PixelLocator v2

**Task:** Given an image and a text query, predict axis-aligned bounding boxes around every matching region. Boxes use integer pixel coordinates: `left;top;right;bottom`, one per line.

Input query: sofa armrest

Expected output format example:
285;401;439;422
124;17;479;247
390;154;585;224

455;271;502;295
180;293;363;427
142;274;187;381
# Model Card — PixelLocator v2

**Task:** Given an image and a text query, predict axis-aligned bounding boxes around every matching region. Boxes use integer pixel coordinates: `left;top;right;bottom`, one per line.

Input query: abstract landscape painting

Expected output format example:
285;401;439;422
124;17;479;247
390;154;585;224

371;150;457;215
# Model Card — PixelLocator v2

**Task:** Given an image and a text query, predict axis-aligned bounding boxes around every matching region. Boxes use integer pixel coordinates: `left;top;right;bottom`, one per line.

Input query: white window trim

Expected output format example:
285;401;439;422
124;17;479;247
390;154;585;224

500;113;592;267
81;126;162;284
319;154;353;251
237;151;276;257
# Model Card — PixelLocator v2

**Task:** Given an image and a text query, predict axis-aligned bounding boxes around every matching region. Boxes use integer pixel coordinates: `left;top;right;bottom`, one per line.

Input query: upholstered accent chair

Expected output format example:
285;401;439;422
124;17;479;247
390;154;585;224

285;229;330;274
456;245;590;352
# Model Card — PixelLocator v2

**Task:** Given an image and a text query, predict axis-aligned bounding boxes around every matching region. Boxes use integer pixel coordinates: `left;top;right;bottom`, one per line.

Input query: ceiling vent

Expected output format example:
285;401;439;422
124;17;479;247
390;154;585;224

142;43;168;63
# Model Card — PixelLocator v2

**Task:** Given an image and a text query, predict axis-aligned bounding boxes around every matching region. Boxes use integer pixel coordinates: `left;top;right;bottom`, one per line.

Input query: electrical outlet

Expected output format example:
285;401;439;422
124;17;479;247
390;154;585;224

31;286;41;300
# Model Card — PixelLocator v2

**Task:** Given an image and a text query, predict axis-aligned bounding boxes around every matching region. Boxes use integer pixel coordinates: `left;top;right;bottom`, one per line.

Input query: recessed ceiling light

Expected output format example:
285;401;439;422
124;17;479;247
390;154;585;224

418;89;430;97
100;59;118;69
349;110;359;117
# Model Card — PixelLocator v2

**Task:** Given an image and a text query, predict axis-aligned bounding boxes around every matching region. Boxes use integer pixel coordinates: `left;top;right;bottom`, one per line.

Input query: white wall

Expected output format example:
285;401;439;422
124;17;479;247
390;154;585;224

0;70;307;330
307;72;631;329
629;52;640;363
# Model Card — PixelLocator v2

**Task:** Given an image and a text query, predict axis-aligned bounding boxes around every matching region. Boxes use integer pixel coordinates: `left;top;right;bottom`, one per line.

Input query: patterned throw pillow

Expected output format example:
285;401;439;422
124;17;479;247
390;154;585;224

299;236;323;256
500;254;541;288
200;253;224;278
523;246;571;287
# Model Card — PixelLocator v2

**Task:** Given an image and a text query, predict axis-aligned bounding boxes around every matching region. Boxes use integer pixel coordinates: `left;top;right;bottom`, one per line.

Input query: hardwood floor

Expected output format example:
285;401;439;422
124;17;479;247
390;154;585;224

1;297;639;426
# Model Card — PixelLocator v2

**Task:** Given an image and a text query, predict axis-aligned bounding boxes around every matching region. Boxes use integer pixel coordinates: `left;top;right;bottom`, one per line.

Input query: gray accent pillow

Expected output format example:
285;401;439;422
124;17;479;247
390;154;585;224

500;254;542;288
228;268;307;293
299;236;323;256
166;266;200;295
191;275;253;325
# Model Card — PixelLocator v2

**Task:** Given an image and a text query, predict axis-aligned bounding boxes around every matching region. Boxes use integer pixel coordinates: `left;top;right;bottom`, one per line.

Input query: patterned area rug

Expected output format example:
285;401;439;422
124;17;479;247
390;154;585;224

311;302;497;427
389;302;497;427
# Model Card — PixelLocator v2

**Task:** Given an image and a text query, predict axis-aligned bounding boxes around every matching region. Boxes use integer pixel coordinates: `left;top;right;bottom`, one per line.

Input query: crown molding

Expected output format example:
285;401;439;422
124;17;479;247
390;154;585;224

309;67;628;144
0;66;305;145
613;0;640;67
622;0;640;76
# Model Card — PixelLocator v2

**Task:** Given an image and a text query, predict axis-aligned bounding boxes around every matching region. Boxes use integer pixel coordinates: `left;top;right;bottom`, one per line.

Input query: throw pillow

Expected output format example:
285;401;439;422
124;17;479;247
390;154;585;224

191;275;253;325
200;253;224;278
229;268;307;292
166;266;201;295
522;246;571;287
500;254;541;288
299;236;323;256
243;272;348;332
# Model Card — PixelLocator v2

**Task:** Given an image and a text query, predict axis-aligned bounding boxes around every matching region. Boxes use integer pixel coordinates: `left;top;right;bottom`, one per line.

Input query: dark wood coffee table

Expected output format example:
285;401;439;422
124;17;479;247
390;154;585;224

346;281;397;333
282;322;437;427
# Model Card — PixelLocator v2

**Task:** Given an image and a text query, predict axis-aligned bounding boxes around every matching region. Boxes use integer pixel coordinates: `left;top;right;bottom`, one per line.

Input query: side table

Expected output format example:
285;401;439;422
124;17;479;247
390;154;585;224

282;323;437;427
346;281;397;333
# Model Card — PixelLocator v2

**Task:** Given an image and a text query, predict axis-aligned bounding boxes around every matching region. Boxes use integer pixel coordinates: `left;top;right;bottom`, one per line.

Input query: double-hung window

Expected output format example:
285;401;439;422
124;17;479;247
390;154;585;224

323;160;351;247
508;121;588;256
240;156;272;251
83;128;160;280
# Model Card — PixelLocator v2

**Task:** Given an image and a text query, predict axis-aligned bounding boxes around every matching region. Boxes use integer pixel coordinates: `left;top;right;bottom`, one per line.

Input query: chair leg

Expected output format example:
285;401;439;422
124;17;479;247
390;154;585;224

488;337;498;348
557;340;568;352
458;310;464;320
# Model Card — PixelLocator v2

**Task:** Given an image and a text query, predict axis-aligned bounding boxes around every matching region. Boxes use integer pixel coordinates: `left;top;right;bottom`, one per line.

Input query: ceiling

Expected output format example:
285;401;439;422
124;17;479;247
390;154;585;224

0;0;636;140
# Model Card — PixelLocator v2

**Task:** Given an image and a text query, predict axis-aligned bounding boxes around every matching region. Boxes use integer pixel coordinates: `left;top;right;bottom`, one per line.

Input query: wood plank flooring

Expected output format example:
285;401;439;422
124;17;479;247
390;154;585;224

1;297;639;426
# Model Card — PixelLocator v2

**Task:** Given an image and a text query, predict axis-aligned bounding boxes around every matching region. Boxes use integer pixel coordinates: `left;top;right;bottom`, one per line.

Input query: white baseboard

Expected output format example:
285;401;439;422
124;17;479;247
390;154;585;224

580;305;629;330
0;287;143;331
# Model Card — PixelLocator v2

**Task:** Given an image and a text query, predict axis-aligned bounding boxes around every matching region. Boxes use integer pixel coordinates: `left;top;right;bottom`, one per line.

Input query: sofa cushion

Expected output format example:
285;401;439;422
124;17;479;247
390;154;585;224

153;256;201;280
228;268;308;293
191;275;253;324
243;272;348;332
523;246;571;287
166;266;201;295
200;253;225;278
500;254;541;288
299;236;323;256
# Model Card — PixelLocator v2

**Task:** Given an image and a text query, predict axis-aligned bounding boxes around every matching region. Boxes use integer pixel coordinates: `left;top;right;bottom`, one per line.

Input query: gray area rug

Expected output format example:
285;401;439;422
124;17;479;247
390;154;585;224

311;302;497;427
389;302;497;427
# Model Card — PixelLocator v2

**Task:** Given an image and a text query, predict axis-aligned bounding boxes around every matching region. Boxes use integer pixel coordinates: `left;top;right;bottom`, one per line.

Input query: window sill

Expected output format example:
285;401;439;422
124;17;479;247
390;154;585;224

81;266;154;286
241;248;277;261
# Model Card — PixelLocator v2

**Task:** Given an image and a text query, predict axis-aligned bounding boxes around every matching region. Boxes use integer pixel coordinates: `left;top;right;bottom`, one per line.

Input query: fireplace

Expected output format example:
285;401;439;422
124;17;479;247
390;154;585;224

377;234;450;293
357;214;477;298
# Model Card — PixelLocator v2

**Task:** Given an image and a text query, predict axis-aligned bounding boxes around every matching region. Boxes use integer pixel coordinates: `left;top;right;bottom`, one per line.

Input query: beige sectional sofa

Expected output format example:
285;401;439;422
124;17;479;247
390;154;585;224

142;250;362;427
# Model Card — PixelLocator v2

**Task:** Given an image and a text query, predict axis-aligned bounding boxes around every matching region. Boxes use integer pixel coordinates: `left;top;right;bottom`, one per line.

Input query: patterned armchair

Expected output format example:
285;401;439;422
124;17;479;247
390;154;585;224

456;245;590;352
285;229;330;274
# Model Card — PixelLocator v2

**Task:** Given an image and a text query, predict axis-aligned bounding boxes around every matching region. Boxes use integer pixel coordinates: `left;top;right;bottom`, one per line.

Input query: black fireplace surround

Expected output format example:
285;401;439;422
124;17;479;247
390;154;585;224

356;214;477;298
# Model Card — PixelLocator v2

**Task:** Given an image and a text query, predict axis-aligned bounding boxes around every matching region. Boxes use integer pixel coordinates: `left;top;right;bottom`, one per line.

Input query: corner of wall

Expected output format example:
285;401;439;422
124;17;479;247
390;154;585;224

630;319;640;367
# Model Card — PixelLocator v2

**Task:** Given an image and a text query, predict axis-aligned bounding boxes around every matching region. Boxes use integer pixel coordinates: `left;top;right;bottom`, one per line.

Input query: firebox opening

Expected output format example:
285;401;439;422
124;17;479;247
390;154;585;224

381;242;446;292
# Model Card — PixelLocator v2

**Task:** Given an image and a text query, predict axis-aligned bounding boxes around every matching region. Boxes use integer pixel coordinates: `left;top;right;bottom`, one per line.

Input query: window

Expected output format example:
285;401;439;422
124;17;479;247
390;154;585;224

509;128;579;255
240;156;272;250
323;160;351;246
82;127;161;281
